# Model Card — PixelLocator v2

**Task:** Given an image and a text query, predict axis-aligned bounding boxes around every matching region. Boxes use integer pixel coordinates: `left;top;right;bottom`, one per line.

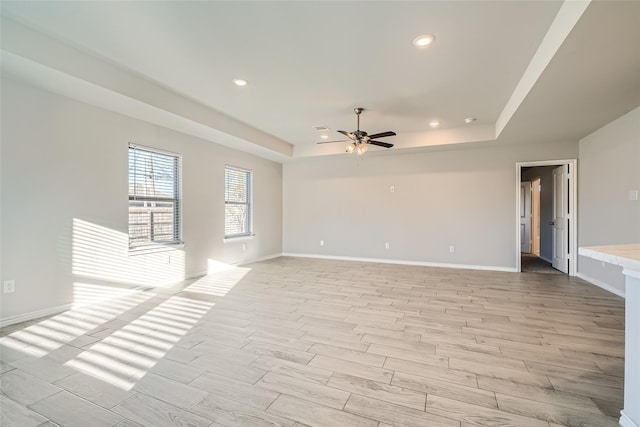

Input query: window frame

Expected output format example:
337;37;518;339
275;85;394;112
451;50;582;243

128;143;183;251
224;165;253;239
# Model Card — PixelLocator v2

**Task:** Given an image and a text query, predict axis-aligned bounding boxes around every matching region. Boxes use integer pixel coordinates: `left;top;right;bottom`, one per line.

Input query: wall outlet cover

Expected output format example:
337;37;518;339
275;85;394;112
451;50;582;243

3;280;16;293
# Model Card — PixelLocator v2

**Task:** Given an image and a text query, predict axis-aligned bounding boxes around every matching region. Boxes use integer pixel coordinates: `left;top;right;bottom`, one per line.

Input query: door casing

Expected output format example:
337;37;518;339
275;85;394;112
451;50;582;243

516;160;577;275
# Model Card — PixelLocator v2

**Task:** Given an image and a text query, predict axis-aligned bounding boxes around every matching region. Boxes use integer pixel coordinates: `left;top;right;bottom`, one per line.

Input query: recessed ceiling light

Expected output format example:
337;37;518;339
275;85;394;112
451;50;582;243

429;120;440;128
413;34;435;48
232;79;248;87
464;117;477;124
320;134;329;139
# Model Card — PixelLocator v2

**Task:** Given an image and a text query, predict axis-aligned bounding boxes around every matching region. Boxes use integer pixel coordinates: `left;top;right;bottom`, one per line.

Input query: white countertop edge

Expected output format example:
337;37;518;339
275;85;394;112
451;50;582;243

579;244;640;273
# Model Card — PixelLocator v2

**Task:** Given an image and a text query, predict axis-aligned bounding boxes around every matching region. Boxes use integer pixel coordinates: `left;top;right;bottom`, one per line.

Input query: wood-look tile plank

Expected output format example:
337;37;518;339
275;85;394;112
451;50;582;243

268;394;378;427
384;357;477;388
53;372;133;409
474;336;565;356
190;371;279;410
367;343;447;367
308;343;386;367
328;372;426;410
251;355;333;385
0;360;15;374
29;390;123;427
0;395;49;427
391;371;498;410
590;397;624;418
190;354;266;384
242;340;315;364
249;331;314;352
148;358;205;384
354;325;418;338
547;376;625;403
437;347;527;371
360;333;434;353
133;372;207;409
113;393;209;427
189;343;259;366
309;355;393;384
524;360;623;389
0;369;62;406
498;347;602;373
476;375;600;411
9;356;75;383
190;393;296;427
495;393;619;427
257;372;350;409
426;394;550;427
343;394;458;427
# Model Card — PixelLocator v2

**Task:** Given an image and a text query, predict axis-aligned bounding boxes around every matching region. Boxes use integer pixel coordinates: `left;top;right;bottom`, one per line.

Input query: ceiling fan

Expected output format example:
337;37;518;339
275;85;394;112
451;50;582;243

317;107;396;154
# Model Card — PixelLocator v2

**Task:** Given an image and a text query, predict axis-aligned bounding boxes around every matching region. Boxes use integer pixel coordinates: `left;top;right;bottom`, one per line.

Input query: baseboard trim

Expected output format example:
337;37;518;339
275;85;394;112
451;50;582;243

620;411;639;427
242;253;283;265
282;253;517;273
576;272;625;298
0;303;73;328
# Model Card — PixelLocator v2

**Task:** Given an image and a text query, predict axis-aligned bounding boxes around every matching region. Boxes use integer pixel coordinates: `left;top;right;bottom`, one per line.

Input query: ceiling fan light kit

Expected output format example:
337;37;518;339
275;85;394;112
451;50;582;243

317;107;396;156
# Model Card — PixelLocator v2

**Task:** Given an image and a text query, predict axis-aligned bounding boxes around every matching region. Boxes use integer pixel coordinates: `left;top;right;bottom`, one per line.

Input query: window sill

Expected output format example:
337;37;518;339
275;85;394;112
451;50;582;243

223;234;255;243
128;242;185;256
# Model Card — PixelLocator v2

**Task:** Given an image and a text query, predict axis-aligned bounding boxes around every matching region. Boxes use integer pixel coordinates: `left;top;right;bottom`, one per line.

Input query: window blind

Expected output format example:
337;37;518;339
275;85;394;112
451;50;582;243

225;165;252;238
128;144;182;248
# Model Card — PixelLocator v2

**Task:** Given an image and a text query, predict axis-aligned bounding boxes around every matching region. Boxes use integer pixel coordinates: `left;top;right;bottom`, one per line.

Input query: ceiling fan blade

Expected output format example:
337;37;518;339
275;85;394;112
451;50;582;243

367;131;396;139
337;130;357;140
369;140;394;148
316;139;349;144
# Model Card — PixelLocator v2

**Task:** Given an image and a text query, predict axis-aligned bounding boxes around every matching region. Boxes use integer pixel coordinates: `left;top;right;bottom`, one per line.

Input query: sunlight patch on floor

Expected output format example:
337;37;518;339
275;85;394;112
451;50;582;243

0;290;153;359
183;260;250;297
65;295;213;390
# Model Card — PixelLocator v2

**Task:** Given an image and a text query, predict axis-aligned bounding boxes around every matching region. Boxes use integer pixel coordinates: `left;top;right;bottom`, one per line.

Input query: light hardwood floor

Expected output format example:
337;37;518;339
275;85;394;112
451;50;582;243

0;257;625;427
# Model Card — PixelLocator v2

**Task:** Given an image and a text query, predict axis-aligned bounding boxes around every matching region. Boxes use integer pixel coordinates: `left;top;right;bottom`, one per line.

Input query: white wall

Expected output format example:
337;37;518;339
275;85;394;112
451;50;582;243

0;78;282;322
578;106;640;296
283;140;578;270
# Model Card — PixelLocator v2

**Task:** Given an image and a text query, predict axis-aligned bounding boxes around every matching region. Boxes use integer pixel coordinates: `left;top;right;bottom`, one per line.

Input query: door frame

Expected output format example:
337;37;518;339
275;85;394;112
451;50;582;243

516;159;577;275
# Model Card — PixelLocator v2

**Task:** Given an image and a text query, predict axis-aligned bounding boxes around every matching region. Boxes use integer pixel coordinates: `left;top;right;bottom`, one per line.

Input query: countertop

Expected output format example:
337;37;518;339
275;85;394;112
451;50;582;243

579;243;640;272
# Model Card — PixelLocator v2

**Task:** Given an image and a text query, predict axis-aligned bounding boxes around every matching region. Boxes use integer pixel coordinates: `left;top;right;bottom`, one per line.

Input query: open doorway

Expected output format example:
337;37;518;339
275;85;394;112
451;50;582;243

516;160;577;275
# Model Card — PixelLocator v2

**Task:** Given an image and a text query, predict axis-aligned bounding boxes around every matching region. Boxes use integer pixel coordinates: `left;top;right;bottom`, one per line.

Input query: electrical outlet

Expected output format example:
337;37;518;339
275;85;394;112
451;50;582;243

320;240;324;246
3;280;15;294
449;245;455;253
629;190;639;201
385;242;390;249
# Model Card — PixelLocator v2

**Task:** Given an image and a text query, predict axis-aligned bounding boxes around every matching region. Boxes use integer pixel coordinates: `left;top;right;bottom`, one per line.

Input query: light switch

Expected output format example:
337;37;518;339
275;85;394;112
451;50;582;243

629;190;639;201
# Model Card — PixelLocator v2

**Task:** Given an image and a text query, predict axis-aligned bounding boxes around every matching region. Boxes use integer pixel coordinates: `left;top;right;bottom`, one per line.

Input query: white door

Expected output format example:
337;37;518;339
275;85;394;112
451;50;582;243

520;181;531;253
552;165;569;273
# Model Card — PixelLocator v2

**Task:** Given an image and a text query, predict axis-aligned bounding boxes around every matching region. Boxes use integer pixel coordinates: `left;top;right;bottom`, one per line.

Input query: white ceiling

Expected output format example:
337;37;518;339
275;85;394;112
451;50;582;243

1;1;639;161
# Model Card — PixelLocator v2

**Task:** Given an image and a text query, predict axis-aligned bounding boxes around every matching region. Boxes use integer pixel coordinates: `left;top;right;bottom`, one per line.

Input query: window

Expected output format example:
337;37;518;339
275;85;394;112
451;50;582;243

128;144;182;248
225;165;252;238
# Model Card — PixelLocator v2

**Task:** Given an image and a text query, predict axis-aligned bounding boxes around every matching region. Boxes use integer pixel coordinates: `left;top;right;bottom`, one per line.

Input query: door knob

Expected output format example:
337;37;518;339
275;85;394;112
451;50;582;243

549;221;555;226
